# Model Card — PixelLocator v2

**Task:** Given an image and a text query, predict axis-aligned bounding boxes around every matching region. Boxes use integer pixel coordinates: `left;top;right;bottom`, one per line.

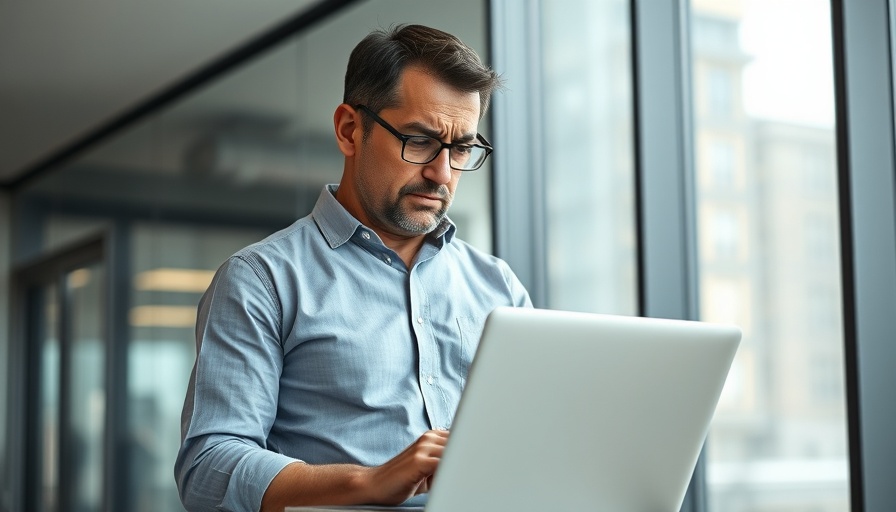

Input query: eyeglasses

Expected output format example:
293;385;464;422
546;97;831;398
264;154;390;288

355;104;493;171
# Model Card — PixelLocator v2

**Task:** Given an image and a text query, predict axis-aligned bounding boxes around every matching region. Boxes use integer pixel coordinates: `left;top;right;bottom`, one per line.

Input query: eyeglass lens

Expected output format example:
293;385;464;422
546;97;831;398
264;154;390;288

402;137;486;170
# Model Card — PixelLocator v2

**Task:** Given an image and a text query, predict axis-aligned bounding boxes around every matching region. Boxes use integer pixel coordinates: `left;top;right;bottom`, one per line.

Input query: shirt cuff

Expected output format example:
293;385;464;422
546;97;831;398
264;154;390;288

221;450;299;512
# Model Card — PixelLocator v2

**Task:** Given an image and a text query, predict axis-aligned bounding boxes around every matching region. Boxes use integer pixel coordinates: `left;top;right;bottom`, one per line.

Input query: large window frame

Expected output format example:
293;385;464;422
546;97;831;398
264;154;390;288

831;1;896;510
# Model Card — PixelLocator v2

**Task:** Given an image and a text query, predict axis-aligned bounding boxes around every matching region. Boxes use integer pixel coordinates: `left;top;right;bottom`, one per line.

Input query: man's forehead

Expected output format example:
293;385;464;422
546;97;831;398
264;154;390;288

397;67;480;106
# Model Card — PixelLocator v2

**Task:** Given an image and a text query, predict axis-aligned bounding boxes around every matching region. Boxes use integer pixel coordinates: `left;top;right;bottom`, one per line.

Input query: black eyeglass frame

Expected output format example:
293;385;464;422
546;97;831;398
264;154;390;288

355;104;493;171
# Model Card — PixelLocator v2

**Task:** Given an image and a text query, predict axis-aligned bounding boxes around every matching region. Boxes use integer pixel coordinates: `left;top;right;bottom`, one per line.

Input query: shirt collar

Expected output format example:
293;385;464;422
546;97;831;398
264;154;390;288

312;184;456;249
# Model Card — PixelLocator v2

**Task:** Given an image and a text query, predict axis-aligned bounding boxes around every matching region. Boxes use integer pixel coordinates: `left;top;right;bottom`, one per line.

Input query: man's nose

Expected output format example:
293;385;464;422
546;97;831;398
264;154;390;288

422;147;454;184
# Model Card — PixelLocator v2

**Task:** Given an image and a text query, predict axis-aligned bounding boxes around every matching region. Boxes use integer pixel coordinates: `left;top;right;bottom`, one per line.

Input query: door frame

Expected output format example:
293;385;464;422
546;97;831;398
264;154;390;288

7;230;127;512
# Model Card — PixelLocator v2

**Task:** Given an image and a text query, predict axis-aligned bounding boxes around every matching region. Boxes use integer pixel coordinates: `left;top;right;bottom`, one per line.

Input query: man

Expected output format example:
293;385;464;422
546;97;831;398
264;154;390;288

175;24;531;512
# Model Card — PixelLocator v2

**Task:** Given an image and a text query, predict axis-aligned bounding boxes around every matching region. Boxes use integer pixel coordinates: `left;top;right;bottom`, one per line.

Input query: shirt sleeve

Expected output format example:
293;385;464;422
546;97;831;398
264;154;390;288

175;255;299;512
501;259;534;308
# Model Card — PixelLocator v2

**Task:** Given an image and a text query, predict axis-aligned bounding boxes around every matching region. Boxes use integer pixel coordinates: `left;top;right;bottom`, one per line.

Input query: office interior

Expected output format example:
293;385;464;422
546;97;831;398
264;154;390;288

1;0;894;511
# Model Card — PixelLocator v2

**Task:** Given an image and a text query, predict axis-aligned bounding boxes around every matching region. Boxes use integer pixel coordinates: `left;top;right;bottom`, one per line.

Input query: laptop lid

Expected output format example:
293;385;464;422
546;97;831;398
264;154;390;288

425;306;741;512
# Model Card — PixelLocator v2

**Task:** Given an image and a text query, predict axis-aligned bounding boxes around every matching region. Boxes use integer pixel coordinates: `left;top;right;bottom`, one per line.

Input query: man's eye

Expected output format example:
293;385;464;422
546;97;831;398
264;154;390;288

407;137;435;149
453;145;473;155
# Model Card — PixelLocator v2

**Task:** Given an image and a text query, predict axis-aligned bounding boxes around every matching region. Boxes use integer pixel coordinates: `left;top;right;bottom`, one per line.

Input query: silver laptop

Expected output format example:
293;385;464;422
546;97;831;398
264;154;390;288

288;306;741;512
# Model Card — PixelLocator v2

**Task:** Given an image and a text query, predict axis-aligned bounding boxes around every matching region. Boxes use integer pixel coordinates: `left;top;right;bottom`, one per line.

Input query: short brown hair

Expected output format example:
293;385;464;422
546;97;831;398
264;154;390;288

343;24;502;128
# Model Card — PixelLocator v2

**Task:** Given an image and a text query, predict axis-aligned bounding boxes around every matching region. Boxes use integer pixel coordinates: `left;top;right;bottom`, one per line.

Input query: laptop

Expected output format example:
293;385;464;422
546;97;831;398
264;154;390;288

288;306;741;512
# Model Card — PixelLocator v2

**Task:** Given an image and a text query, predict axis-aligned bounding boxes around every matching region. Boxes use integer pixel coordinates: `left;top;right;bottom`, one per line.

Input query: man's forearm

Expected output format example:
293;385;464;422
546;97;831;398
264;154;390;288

260;430;448;511
261;461;373;512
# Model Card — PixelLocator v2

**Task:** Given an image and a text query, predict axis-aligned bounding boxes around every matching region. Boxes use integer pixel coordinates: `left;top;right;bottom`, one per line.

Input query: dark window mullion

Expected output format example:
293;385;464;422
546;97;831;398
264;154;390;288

57;272;73;512
831;0;896;510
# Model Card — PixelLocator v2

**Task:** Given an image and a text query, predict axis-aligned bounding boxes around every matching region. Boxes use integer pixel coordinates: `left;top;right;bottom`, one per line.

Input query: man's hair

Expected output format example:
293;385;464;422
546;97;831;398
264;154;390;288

343;24;502;130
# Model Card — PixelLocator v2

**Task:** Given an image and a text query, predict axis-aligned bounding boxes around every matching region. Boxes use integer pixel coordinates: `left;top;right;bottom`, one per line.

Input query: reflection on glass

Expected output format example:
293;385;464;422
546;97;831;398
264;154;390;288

40;285;60;512
68;265;106;512
690;1;849;510
540;0;637;314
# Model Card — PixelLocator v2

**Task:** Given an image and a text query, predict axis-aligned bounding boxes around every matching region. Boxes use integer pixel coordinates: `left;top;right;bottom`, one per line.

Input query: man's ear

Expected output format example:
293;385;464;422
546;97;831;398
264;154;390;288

334;104;360;157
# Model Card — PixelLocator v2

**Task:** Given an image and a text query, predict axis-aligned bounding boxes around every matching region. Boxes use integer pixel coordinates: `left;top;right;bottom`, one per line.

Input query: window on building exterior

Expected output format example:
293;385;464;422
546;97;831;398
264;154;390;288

710;140;736;189
708;67;734;119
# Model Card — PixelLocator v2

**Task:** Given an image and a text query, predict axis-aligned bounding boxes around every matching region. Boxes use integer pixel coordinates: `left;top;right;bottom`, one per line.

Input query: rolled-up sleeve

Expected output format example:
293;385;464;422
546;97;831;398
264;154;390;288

175;255;298;512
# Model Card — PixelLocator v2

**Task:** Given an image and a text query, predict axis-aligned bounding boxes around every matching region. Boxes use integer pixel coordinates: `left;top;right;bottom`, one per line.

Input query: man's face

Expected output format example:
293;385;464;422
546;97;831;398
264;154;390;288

351;66;481;239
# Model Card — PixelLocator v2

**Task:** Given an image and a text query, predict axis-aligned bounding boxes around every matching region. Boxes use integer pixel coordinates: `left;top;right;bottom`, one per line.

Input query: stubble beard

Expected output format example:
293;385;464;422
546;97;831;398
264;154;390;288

385;182;452;235
356;144;453;236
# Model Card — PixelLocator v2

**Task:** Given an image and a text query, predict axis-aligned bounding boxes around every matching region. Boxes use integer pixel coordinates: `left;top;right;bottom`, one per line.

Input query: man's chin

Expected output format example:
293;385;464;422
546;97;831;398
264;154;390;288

395;212;444;235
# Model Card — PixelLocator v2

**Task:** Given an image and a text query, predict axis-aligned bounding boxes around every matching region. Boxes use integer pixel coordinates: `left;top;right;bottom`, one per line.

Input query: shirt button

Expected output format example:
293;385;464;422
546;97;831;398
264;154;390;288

384;255;391;264
427;375;435;385
417;317;424;324
361;231;371;240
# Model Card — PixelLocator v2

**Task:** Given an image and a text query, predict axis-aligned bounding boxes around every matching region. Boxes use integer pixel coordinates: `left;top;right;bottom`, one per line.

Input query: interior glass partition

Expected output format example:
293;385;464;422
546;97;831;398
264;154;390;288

688;1;849;510
15;238;106;512
67;263;106;512
126;223;271;512
38;285;60;512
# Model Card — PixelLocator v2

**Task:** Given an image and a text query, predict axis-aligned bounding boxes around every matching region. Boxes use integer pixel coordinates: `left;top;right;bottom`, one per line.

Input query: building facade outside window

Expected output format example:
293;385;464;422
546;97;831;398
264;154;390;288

691;1;849;510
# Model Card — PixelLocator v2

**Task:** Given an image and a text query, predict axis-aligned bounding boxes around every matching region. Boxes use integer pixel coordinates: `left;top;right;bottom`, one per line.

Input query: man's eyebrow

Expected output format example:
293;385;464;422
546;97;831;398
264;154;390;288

403;121;477;143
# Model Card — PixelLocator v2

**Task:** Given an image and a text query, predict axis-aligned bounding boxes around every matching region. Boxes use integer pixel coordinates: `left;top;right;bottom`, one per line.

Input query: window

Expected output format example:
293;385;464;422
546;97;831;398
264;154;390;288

711;210;739;259
707;67;734;119
804;213;836;262
710;140;736;189
540;0;637;315
690;2;849;511
803;147;833;194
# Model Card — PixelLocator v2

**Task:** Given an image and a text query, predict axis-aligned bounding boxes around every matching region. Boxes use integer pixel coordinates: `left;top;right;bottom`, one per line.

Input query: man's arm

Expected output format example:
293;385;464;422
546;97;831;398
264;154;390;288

176;256;296;512
261;429;448;512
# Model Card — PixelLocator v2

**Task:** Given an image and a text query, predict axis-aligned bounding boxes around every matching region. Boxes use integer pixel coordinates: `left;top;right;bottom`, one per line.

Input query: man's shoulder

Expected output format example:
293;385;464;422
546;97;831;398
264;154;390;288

222;215;324;274
239;215;318;255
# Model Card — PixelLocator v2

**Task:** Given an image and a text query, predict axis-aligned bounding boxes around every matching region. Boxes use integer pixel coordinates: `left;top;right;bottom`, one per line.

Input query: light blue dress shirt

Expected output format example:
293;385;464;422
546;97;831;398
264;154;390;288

175;185;531;512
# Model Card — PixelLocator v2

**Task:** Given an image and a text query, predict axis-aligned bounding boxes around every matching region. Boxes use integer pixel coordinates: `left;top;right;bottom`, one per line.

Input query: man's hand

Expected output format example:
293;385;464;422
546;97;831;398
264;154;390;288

260;429;450;512
360;429;449;504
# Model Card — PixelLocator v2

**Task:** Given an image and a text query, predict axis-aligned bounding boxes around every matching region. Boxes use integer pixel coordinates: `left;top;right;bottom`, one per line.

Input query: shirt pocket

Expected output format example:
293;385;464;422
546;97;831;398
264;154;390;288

455;316;486;387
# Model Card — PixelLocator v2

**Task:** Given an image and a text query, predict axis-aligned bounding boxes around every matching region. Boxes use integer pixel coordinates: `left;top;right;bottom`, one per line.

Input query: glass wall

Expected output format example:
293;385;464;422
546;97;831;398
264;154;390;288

689;1;849;510
126;224;270;512
68;263;106;512
7;1;491;510
540;0;638;315
38;286;59;512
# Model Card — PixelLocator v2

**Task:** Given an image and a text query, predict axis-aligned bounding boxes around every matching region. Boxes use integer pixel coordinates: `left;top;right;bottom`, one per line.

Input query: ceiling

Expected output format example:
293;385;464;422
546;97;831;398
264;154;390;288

0;0;323;187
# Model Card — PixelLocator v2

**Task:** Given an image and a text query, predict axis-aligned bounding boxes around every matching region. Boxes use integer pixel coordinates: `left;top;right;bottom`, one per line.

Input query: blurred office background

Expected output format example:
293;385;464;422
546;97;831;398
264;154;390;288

1;0;893;511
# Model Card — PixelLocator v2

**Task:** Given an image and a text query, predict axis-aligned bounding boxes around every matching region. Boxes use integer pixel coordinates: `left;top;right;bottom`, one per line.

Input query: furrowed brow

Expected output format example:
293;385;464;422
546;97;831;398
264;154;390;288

403;122;477;144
